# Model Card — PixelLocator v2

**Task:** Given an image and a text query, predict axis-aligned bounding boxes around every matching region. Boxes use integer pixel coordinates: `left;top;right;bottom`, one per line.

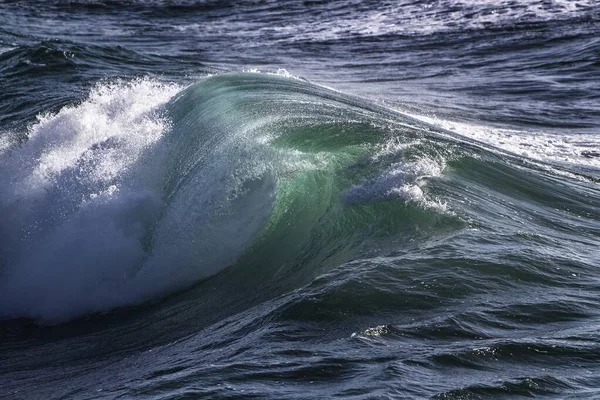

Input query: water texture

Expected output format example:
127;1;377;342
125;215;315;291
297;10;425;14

1;1;599;399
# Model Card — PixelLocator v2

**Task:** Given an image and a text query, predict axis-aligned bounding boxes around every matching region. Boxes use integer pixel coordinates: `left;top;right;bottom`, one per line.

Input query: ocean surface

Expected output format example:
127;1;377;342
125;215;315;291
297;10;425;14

1;1;599;399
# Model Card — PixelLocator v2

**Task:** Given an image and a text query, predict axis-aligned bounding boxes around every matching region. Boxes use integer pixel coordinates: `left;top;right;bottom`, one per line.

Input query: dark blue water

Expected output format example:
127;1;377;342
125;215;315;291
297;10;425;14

1;1;600;399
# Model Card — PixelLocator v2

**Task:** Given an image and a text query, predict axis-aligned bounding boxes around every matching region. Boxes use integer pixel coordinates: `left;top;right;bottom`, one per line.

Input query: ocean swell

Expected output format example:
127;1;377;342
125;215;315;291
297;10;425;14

0;72;452;323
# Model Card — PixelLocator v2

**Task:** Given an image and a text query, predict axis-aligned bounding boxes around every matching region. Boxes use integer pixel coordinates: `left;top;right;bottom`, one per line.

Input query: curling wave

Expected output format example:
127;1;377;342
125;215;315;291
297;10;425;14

0;72;455;323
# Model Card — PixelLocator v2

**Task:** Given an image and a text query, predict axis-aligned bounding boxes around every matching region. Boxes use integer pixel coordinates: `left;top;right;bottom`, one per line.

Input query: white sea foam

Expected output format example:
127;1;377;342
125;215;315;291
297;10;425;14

0;78;181;322
371;137;422;161
345;155;447;211
173;0;596;41
412;114;600;172
0;131;18;156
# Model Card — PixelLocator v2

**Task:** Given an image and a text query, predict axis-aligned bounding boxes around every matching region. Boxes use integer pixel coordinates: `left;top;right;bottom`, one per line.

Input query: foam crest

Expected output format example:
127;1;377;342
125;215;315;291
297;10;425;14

13;78;178;197
413;115;600;172
345;157;447;211
0;78;180;322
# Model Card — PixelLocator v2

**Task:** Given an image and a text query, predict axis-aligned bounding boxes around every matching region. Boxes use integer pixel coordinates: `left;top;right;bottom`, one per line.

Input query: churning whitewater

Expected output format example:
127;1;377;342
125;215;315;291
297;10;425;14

0;78;181;321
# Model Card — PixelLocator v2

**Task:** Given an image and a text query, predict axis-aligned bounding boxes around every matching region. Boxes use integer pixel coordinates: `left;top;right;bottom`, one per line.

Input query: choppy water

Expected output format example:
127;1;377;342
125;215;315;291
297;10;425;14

1;1;600;399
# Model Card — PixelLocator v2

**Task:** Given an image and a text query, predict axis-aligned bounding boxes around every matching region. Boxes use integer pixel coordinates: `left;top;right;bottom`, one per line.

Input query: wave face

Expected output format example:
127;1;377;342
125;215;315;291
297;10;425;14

0;73;453;322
